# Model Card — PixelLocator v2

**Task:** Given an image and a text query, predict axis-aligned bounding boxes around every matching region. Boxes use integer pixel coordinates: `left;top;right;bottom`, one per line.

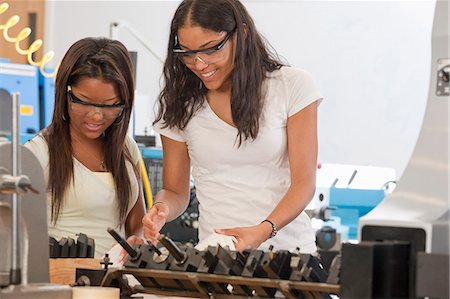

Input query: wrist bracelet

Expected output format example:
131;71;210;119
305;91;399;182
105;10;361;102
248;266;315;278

261;219;278;238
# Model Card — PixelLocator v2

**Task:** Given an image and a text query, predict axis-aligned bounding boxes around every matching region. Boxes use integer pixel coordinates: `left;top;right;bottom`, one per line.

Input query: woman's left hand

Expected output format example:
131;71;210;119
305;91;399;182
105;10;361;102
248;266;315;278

215;222;272;252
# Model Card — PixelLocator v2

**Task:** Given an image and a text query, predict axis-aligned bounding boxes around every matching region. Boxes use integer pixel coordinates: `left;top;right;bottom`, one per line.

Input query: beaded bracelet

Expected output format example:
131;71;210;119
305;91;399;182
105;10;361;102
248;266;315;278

261;219;278;238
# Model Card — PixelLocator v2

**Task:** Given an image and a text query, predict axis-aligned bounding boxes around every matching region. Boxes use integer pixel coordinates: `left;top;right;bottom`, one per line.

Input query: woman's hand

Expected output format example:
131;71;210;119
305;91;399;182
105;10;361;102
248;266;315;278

142;202;169;244
215;222;272;252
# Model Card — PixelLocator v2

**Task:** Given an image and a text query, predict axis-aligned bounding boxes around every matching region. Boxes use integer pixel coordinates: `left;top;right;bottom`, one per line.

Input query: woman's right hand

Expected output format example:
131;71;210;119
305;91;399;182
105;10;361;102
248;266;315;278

142;202;169;244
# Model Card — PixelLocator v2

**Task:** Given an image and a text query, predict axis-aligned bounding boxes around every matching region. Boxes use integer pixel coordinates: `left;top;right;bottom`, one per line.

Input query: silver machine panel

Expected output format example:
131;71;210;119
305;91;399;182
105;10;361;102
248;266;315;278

0;143;49;284
359;0;449;254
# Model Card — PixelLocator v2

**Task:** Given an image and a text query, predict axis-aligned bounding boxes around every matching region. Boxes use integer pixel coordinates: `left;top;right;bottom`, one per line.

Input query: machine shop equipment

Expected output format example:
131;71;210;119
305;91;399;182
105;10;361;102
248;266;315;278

77;230;336;298
0;59;55;140
0;61;39;136
308;164;396;241
49;233;95;258
0;93;71;298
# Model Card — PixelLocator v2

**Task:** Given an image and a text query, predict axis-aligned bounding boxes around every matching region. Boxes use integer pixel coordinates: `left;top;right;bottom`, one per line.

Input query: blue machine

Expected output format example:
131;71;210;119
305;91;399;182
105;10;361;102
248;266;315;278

309;163;395;241
0;58;40;135
329;187;386;240
0;58;55;143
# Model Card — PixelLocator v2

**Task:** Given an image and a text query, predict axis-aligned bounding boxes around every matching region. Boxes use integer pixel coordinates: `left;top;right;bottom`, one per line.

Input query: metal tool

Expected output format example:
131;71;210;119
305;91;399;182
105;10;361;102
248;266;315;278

107;227;140;260
0;92;71;298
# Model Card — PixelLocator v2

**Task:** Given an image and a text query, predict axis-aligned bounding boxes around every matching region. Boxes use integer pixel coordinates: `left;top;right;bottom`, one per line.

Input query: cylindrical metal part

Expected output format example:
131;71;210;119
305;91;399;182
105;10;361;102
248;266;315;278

12;93;20;177
0;175;32;195
107;228;138;259
10;92;22;284
157;234;186;263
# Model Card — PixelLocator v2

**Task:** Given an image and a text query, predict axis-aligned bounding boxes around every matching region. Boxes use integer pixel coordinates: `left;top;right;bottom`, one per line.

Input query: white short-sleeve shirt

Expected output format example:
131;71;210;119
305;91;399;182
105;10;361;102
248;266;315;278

155;66;323;252
25;134;141;257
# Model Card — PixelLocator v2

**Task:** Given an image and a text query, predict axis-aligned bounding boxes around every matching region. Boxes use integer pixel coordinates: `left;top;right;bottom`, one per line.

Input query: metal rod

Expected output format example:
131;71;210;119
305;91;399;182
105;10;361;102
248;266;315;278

12;92;20;178
157;234;186;263
107;227;138;259
347;170;357;187
109;20;164;64
10;92;22;284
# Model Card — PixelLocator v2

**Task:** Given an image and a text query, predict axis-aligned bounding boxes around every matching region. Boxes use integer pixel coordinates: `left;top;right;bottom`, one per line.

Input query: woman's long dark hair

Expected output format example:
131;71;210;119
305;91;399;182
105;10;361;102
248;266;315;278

155;0;284;145
43;37;136;225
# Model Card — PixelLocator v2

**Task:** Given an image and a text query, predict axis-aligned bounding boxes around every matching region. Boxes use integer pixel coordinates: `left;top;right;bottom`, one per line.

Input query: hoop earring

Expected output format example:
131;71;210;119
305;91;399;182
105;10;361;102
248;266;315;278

62;114;66;121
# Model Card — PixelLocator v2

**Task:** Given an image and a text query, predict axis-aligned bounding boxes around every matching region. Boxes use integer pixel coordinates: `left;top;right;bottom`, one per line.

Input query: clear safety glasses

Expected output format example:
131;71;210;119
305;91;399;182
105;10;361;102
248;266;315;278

67;86;125;120
173;28;235;66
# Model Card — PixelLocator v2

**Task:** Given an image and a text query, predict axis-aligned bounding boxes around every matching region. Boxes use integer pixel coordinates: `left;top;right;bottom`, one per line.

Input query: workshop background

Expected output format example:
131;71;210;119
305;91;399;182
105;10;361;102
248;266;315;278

25;0;436;178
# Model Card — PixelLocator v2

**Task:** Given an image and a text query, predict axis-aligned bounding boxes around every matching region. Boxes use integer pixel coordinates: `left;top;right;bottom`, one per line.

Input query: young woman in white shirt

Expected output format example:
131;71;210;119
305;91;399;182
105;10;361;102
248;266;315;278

143;0;323;253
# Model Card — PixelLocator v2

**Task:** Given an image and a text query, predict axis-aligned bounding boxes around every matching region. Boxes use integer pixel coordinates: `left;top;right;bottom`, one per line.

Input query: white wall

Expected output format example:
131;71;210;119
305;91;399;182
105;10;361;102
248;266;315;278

44;0;436;178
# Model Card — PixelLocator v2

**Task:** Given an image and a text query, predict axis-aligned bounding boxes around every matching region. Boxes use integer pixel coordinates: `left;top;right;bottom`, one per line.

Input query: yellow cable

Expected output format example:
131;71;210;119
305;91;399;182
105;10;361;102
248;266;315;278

138;152;153;209
0;2;58;77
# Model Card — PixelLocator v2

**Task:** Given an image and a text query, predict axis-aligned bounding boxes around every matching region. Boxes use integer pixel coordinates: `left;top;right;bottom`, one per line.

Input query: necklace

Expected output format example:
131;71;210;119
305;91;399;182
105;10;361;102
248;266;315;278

72;148;107;171
99;160;107;171
71;134;107;172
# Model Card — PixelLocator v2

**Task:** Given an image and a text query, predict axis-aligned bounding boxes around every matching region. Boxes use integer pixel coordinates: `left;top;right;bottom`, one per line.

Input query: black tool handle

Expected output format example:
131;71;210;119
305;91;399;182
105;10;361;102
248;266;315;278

107;227;138;258
157;234;186;263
